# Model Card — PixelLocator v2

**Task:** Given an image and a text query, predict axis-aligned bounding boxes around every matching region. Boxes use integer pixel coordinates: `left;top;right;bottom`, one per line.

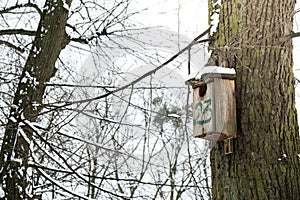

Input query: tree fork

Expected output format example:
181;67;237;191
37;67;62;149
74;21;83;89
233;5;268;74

0;0;72;199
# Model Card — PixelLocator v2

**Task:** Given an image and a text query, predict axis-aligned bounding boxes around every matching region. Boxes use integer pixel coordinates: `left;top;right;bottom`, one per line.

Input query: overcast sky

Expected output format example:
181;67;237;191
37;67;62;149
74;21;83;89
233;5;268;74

128;0;300;125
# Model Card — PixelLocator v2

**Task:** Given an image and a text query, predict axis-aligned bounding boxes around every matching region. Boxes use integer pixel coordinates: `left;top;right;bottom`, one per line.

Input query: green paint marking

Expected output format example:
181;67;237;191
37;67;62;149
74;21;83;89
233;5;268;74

194;99;212;125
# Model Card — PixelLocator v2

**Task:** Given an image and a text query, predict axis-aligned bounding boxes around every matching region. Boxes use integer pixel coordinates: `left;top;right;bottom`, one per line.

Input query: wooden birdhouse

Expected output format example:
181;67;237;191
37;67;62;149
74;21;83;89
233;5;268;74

186;66;237;153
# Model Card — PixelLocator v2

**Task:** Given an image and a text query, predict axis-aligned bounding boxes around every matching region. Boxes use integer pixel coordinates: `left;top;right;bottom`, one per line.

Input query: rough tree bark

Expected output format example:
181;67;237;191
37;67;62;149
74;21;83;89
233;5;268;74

0;0;72;199
209;0;300;199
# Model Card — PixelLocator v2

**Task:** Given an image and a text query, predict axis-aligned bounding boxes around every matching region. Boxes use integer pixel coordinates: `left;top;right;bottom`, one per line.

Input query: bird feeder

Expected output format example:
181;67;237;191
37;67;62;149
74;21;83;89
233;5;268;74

186;66;237;153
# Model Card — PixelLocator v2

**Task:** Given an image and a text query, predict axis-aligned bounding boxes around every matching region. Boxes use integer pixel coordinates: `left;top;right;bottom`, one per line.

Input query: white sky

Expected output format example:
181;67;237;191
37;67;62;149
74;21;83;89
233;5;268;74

129;0;300;73
129;0;300;127
130;0;208;38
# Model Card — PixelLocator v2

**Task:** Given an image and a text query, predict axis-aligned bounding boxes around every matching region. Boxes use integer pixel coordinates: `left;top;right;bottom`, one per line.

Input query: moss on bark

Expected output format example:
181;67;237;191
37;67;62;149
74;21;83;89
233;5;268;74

209;0;300;199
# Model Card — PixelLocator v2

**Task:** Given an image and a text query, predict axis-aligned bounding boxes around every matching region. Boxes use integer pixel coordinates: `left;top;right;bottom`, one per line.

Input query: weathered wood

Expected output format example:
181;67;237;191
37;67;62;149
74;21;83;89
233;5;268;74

192;73;236;140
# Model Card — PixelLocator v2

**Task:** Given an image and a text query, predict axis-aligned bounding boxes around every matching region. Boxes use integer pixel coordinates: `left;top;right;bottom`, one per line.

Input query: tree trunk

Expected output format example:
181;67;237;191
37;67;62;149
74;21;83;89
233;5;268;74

0;0;71;199
209;0;300;199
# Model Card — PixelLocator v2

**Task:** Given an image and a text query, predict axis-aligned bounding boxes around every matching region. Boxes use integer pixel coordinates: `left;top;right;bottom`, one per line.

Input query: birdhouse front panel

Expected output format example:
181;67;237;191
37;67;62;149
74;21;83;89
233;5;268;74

191;74;237;140
193;80;216;139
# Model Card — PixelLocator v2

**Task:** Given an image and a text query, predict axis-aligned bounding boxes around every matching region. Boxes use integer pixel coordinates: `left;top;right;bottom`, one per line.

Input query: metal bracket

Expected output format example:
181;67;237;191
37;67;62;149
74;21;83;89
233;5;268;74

224;138;233;155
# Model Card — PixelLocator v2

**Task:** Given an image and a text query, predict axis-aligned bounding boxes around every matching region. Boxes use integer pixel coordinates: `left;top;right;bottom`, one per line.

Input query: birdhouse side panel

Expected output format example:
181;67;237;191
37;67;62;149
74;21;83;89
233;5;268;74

214;79;237;139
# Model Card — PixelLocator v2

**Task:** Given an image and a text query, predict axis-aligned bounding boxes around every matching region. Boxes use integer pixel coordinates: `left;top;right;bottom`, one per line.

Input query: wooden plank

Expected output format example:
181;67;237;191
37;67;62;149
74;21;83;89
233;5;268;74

193;81;214;138
192;77;237;140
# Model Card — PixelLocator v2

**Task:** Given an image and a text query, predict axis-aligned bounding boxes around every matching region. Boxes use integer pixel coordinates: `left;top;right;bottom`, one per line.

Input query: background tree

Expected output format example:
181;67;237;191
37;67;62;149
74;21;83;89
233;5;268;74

0;0;72;199
208;0;300;199
0;0;212;199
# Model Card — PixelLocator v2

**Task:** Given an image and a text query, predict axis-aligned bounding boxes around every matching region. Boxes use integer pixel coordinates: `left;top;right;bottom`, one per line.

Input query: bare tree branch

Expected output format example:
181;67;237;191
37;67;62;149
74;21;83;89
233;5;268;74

48;26;211;110
70;29;120;44
22;120;137;199
0;29;36;36
279;31;300;43
0;3;42;16
0;39;24;52
289;31;300;38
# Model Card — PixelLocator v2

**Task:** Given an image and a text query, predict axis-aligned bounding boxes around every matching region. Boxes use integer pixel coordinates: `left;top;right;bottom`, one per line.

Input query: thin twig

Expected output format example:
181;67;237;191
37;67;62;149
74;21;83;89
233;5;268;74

46;26;211;111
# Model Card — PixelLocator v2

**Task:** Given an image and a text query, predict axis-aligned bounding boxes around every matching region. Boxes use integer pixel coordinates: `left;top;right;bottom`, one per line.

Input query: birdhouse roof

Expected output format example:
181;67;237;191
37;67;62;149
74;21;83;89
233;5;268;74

185;66;236;84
